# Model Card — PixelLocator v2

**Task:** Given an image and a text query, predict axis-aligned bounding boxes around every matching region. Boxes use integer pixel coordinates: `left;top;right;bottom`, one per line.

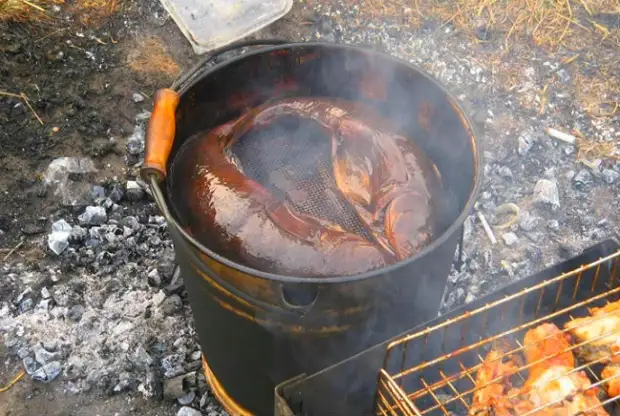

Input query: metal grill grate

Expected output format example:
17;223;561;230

375;250;620;416
230;114;369;237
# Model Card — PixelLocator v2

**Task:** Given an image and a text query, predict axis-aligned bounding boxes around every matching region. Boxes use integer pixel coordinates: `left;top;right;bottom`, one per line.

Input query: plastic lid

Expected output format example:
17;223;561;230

159;0;293;54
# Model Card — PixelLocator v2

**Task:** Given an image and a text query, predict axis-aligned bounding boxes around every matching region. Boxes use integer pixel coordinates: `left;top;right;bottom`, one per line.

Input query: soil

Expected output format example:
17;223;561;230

1;355;176;416
0;0;309;249
0;1;309;415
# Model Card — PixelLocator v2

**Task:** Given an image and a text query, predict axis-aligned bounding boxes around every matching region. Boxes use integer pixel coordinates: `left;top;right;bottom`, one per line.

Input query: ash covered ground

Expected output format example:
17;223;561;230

1;0;618;415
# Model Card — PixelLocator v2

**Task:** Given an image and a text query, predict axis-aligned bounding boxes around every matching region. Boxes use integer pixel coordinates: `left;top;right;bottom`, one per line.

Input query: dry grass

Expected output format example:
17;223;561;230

127;36;181;80
356;0;619;51
575;66;619;118
346;0;620;118
0;0;119;24
0;0;64;22
70;0;118;26
576;138;618;162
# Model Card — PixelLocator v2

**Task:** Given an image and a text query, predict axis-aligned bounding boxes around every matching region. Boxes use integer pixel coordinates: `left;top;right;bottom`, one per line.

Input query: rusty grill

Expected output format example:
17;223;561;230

375;249;620;416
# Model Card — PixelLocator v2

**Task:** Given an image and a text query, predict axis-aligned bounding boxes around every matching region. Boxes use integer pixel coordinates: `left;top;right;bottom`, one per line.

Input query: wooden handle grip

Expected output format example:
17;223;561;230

141;88;180;183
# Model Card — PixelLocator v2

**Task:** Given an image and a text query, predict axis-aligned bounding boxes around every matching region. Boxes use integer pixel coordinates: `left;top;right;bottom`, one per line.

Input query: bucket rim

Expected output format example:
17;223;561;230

163;41;483;284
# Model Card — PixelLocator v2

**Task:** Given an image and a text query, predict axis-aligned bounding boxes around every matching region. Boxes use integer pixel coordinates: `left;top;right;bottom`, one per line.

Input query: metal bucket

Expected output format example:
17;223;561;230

141;40;481;416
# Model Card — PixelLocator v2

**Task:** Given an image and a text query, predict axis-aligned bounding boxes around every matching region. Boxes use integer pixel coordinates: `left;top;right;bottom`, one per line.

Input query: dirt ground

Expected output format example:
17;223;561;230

1;355;177;416
0;1;308;415
1;0;619;415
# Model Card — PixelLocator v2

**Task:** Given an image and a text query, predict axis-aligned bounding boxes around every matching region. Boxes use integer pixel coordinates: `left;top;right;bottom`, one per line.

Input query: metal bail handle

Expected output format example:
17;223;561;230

141;38;290;185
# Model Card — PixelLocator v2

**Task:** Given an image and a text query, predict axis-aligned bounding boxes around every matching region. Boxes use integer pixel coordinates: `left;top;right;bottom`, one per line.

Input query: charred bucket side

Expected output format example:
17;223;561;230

142;41;481;416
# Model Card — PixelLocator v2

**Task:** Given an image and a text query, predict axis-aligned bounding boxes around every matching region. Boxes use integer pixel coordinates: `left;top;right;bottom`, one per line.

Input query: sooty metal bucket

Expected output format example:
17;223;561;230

141;40;481;416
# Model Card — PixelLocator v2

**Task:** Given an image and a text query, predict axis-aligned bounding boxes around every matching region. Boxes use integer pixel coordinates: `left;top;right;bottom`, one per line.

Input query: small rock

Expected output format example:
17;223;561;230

501;232;519;246
17;347;32;359
190;351;202;361
15;287;32;304
36;299;52;312
176;407;201;416
178;391;196;406
32;361;62;383
70;225;87;242
67;304;85;322
164;374;187;400
161;353;186;378
152;290;167;306
183;361;201;373
602;169;619;184
19;298;34;313
134;345;154;368
199;393;210;409
519;213;539;232
173;338;186;350
573;169;593;189
33;344;60;365
533;179;560;210
517;132;535;155
109;184;125;203
42;340;57;352
136;111;151;122
161;295;183;316
562;145;575;156
126;126;146;155
98;197;115;210
147;269;162;287
43;157;98;206
78;206;107;226
126;181;145;201
132;93;145;103
498;166;513;179
113;372;134;392
48;219;73;255
526;246;542;263
23;357;38;375
139;369;162;398
90;185;106;200
547;219;560;231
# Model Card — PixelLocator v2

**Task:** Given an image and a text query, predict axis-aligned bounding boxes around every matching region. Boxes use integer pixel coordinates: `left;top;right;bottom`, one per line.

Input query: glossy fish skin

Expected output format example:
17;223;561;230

184;119;391;277
182;97;437;276
230;98;436;260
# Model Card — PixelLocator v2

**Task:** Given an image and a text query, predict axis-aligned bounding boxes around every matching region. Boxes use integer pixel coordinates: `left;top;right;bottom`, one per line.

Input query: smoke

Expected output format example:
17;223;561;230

166;44;478;414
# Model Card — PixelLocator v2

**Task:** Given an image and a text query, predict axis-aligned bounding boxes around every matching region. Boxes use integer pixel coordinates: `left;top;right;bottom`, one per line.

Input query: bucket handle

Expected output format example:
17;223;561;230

142;39;320;316
140;39;289;184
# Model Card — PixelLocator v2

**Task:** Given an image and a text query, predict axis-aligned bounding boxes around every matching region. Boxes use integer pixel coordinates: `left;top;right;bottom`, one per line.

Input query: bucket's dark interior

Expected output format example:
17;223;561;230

166;44;477;275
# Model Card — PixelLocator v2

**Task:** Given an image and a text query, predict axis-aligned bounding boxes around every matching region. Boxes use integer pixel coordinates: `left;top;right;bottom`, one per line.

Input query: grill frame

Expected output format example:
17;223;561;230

274;239;620;416
375;249;620;416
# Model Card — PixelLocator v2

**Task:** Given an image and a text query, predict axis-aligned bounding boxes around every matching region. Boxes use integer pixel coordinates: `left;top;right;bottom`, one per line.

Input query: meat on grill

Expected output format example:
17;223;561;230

180;98;437;276
565;299;620;398
514;323;606;416
470;323;607;416
469;346;521;416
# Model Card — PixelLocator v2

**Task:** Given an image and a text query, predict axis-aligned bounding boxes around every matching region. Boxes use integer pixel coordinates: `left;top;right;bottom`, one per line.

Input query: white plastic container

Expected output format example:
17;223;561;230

159;0;293;55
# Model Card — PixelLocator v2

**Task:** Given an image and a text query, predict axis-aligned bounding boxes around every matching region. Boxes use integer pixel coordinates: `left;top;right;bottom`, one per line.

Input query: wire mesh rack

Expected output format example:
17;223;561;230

375;249;620;416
